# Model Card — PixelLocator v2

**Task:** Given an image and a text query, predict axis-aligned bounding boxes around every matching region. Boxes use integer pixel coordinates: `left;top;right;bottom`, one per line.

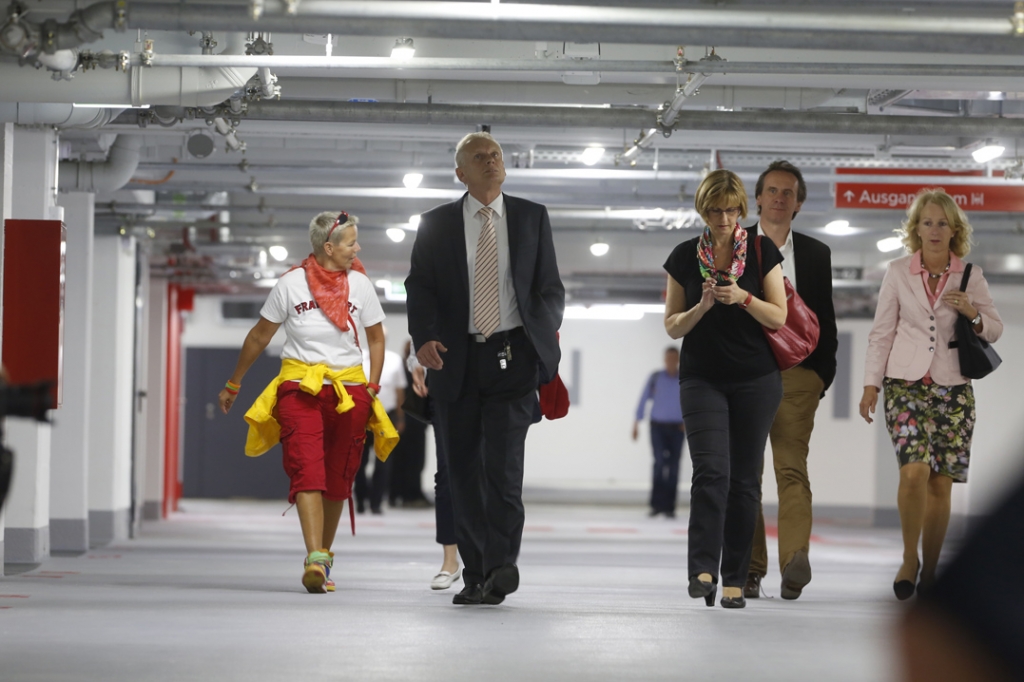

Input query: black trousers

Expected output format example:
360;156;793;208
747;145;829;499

650;422;686;513
432;422;457;546
354;409;397;512
680;372;782;587
389;416;427;505
434;327;539;587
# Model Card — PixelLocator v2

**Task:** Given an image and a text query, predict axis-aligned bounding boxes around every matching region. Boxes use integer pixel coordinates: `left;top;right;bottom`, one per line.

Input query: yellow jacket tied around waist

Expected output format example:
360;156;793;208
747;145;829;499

243;358;399;461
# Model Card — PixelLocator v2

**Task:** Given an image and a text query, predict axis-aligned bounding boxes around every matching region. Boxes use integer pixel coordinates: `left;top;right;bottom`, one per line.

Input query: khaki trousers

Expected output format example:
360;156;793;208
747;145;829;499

749;366;824;577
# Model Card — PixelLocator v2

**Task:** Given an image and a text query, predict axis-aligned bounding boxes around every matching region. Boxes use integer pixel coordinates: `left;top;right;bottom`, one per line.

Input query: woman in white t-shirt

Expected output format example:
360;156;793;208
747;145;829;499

218;210;396;594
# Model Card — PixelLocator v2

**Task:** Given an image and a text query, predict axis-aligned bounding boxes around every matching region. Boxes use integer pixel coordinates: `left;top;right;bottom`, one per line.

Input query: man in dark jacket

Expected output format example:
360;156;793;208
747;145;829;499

405;132;565;606
746;160;839;600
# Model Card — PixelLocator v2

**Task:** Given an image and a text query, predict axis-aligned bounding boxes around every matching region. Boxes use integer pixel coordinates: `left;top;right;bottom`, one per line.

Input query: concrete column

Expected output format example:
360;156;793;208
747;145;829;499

49;192;94;552
143;278;168;520
88;235;137;546
3;126;62;564
0;122;13;570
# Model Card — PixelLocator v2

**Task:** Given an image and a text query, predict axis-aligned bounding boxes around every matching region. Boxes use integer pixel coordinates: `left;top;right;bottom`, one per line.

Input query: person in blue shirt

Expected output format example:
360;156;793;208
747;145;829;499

632;347;686;518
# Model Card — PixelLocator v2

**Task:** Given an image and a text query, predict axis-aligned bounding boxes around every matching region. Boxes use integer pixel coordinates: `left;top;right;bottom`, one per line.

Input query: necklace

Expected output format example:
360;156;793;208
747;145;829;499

926;260;950;279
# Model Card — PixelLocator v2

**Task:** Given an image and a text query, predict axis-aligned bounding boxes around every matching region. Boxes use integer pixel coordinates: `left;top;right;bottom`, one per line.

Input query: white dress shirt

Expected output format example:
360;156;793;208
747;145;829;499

463;193;523;333
777;227;797;289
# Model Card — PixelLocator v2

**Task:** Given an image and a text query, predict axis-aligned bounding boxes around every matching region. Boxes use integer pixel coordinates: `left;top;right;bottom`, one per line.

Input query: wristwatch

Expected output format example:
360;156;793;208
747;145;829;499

970;312;982;326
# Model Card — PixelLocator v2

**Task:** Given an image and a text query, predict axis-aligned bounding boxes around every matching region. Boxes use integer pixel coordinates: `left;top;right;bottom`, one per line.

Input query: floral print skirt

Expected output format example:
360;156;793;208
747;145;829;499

882;378;975;483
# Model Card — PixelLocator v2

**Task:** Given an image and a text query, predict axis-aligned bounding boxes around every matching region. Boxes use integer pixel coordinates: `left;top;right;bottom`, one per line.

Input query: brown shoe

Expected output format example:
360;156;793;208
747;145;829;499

780;550;812;600
743;573;762;599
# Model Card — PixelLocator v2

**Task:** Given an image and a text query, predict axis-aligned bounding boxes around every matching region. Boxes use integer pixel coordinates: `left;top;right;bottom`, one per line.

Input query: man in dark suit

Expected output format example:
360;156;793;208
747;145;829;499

745;160;838;600
405;132;564;606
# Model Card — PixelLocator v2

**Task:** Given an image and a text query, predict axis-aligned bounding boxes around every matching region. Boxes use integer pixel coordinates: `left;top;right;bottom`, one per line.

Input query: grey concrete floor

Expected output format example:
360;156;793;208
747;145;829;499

1;500;909;682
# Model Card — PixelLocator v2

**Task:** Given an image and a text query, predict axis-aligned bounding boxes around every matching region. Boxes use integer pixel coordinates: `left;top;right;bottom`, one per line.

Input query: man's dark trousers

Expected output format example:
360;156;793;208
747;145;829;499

433;327;538;588
650;422;685;514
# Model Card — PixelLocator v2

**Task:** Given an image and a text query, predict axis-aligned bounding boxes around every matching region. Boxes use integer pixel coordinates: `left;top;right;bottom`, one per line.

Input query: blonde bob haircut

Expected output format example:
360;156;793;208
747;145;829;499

694;169;749;224
309;210;359;258
899;189;973;258
455;131;503;169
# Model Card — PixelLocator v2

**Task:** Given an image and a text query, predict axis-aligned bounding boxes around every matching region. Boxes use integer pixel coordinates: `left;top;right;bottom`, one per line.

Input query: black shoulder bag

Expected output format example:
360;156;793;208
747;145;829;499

950;263;1002;379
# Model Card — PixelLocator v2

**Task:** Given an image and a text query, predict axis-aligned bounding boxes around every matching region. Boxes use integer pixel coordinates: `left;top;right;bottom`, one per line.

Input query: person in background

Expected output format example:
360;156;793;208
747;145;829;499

663;169;787;609
745;160;838;600
859;189;1002;600
632;346;686;519
387;340;431;509
219;210;397;594
354;333;407;514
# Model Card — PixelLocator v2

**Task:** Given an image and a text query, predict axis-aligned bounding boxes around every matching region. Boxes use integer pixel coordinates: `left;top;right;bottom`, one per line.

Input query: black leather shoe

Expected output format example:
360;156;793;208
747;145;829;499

780;549;812;600
452;583;484;605
743;573;762;599
720;595;747;609
688;576;717;607
481;564;520;605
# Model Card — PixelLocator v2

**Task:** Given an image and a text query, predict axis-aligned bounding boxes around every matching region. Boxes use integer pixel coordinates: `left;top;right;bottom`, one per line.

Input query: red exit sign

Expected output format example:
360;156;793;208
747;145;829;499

834;169;1024;212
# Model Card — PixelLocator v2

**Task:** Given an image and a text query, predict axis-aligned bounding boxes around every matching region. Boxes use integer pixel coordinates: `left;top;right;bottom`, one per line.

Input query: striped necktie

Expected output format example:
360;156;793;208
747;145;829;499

473;206;500;338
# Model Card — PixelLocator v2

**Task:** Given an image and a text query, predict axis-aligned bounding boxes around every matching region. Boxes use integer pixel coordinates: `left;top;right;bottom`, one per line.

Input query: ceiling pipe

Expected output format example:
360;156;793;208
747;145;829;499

122;100;1024;138
60;134;143;192
0;102;124;128
124;55;1024;81
127;1;1024;55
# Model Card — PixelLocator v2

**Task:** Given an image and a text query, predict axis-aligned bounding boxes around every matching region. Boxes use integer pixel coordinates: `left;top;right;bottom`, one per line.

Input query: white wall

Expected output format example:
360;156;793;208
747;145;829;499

178;288;1024;518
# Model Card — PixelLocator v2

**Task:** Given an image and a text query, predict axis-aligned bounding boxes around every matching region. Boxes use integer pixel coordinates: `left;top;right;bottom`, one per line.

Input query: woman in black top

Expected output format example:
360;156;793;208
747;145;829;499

663;169;788;609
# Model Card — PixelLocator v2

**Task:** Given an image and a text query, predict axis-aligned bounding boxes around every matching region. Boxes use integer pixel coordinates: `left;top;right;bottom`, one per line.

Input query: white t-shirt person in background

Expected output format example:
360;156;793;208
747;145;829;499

218;210;386;594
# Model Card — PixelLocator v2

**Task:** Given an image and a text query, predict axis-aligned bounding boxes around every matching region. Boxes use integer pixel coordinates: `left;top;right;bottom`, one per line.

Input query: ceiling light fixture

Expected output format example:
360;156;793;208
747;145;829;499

386;227;407;242
268;245;288;261
972;140;1005;163
822;219;858;236
402;172;423;189
409;214;421;228
590;241;610;256
580;147;605;166
876;237;904;253
391;37;415;60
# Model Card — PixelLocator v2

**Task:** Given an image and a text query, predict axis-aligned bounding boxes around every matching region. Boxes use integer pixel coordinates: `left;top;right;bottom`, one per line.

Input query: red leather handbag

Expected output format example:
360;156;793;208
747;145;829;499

754;236;820;371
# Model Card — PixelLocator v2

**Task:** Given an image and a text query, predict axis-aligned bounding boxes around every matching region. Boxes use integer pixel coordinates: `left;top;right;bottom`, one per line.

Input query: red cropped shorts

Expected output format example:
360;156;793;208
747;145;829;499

276;381;371;504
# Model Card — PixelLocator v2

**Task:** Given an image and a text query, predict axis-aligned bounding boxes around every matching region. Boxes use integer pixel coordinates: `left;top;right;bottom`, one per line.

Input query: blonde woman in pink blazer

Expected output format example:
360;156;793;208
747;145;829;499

859;190;1003;601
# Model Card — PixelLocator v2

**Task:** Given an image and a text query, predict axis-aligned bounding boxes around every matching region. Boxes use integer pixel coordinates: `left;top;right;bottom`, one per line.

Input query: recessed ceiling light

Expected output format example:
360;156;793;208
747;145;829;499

402;173;423;189
822;220;858;236
268;245;288;261
391;37;415;60
386;227;407;242
972;141;1005;163
590;241;610;256
876;237;904;253
580;147;605;166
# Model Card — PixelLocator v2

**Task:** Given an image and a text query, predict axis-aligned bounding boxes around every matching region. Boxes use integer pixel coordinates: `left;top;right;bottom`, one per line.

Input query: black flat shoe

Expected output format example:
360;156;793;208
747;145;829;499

688;576;717;607
720;595;746;609
452;583;484;605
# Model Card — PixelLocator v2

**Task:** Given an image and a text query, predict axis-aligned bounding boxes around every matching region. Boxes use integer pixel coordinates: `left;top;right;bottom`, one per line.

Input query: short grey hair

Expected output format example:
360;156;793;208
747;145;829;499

309;210;358;258
455;131;502;168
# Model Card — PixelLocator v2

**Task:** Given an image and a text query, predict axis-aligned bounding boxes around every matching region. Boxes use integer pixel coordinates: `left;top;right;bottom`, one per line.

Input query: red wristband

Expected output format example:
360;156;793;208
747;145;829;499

739;292;753;309
367;382;381;394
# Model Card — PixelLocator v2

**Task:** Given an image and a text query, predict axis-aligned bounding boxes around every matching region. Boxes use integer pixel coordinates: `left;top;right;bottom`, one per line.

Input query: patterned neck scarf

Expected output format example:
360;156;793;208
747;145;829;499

287;255;367;332
697;224;748;282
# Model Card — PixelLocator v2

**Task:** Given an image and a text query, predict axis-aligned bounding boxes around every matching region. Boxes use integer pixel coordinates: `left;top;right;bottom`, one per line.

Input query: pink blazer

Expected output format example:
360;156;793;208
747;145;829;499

864;253;1003;388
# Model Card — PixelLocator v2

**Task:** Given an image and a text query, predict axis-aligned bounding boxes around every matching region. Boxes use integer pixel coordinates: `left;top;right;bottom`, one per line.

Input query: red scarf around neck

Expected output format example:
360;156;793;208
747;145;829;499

289;254;367;332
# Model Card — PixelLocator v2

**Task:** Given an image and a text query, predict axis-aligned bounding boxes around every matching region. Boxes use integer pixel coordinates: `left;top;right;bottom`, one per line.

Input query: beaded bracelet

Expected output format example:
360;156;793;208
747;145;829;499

224;380;240;395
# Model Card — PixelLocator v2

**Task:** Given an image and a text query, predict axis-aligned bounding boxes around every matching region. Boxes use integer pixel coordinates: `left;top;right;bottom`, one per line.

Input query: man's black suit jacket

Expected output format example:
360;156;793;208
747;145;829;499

752;223;839;394
405;192;565;403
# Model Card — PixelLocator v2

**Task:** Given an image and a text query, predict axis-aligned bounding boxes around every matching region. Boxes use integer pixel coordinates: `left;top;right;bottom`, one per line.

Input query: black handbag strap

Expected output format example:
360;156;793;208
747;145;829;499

959;262;972;292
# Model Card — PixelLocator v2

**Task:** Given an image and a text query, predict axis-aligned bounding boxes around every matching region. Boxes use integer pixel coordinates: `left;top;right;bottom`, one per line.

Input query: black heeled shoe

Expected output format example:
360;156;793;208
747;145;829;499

893;560;920;601
688;576;717;607
720;594;746;609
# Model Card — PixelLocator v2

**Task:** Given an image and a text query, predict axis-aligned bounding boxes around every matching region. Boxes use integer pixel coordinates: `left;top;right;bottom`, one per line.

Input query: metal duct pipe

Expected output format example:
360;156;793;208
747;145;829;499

193;100;1024;138
36;0;124;53
128;1;1024;56
0;102;124;128
60;134;143;192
